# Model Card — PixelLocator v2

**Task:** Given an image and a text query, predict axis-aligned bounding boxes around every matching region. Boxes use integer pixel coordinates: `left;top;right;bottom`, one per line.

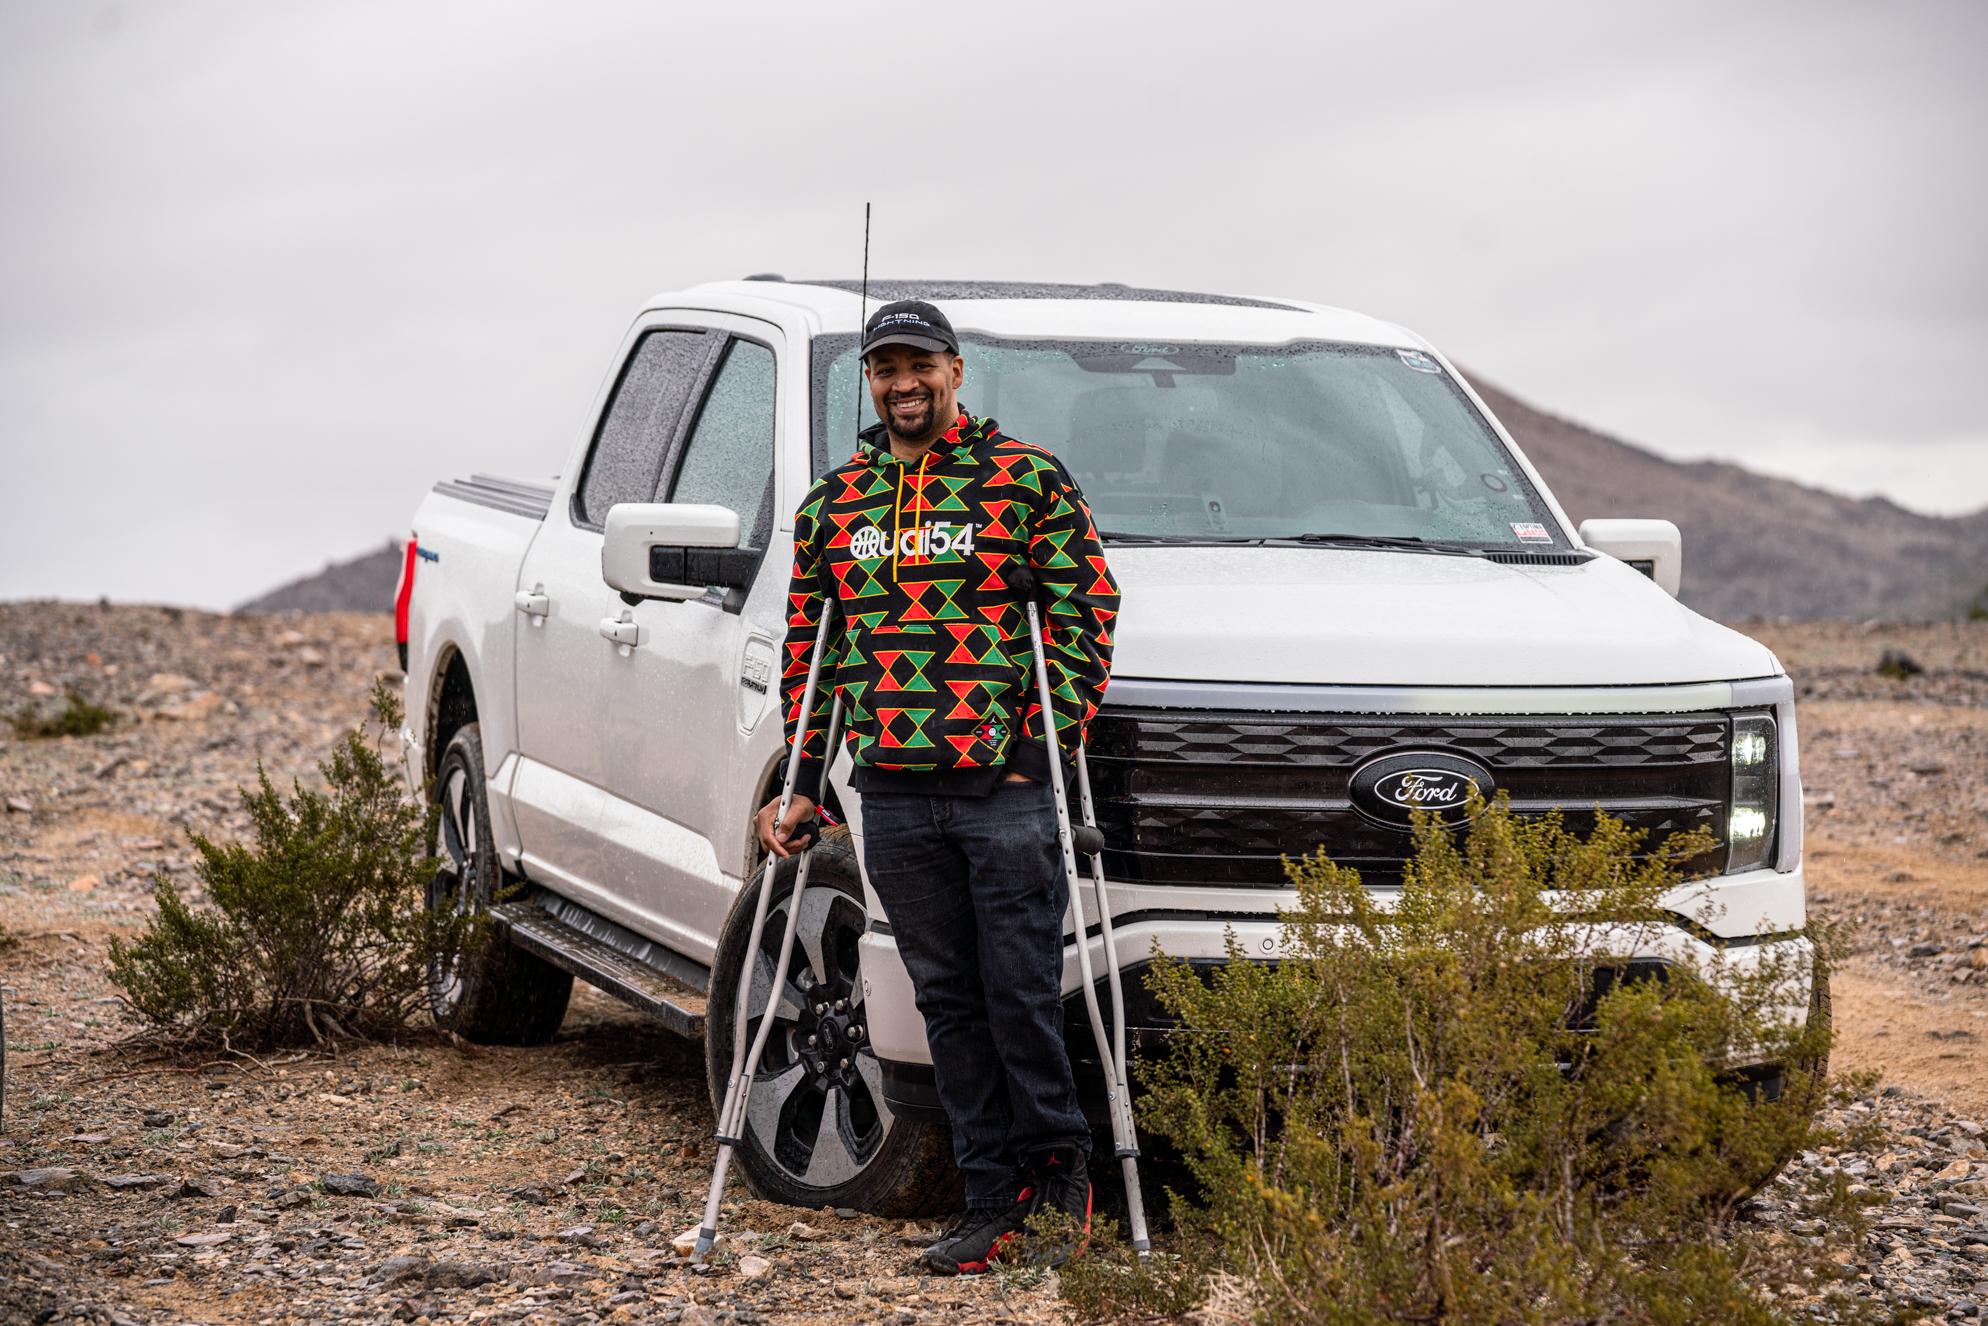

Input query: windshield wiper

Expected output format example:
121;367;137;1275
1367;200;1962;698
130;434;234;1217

1271;533;1487;557
1100;531;1262;545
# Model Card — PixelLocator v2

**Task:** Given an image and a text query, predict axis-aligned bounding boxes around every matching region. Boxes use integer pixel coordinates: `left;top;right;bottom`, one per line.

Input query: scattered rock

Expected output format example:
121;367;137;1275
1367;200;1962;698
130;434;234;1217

141;1110;176;1128
671;1225;720;1257
319;1172;382;1198
1;1168;94;1192
170;1178;223;1200
66;873;101;892
174;1230;235;1248
3;795;31;813
102;1174;170;1191
737;1253;772;1280
378;1254;430;1286
787;1220;824;1240
142;672;198;697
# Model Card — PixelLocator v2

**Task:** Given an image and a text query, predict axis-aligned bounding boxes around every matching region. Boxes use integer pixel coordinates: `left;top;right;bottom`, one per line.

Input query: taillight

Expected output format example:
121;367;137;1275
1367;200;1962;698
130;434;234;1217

394;534;419;670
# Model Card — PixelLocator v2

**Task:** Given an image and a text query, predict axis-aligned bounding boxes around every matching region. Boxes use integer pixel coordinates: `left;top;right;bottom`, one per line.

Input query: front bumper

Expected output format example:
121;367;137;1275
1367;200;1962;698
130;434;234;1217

859;860;1814;1111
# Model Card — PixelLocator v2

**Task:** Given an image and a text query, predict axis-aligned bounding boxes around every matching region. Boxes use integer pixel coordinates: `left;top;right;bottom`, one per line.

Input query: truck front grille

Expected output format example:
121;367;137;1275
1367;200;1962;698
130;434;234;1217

1085;708;1730;888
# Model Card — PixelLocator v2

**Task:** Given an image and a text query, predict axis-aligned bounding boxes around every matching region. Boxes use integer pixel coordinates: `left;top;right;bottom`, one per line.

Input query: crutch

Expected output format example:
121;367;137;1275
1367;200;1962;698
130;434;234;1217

693;607;843;1262
1005;564;1151;1256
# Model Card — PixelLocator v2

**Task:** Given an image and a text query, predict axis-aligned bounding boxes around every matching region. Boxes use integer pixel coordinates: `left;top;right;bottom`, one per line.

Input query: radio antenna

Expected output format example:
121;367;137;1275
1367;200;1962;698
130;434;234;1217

855;202;871;444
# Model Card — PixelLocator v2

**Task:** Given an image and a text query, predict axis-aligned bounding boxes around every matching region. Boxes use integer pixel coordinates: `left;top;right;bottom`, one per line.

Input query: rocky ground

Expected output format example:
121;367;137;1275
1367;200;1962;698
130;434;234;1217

2;604;1986;1324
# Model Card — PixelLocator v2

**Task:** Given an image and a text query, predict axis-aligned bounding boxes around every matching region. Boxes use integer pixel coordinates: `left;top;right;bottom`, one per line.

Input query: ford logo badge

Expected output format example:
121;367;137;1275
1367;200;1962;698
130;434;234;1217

1349;749;1496;828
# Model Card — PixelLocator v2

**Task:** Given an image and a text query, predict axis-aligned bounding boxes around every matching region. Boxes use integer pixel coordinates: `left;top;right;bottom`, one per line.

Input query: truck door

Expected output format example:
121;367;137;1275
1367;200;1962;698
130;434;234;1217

510;325;723;907
597;315;789;966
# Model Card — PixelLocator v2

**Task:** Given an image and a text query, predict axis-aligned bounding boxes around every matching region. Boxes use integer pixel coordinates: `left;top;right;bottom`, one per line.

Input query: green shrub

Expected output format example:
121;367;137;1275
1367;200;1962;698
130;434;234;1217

1070;795;1868;1325
12;691;116;739
108;684;477;1047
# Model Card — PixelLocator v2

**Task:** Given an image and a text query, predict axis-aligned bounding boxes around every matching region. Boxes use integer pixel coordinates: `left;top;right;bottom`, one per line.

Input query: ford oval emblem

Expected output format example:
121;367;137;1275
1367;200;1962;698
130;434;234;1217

1348;749;1496;828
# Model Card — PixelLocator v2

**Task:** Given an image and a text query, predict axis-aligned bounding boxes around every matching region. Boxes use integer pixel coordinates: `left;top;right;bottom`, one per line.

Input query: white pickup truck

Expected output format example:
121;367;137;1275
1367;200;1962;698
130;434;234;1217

398;278;1813;1216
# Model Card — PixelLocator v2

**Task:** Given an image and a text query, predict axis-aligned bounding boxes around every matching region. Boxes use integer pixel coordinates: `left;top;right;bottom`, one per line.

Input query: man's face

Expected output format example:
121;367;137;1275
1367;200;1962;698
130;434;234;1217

863;344;963;446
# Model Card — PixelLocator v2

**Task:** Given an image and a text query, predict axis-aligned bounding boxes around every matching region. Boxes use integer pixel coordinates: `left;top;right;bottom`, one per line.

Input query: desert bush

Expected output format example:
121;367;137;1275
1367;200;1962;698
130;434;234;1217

108;683;477;1047
12;691;116;739
1067;795;1868;1325
1039;1213;1211;1319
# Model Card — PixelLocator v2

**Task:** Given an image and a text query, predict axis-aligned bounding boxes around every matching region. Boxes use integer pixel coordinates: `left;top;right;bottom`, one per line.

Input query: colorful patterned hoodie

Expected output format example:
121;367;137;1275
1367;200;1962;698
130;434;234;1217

782;412;1119;800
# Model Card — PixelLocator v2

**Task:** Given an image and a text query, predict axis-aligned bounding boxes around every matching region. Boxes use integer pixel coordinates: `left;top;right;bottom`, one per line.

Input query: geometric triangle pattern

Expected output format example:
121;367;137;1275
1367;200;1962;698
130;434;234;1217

781;411;1121;784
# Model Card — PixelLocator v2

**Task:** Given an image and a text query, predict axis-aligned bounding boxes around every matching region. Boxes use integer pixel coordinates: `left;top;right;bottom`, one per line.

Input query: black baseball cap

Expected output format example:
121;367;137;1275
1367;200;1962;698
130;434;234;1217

861;299;958;359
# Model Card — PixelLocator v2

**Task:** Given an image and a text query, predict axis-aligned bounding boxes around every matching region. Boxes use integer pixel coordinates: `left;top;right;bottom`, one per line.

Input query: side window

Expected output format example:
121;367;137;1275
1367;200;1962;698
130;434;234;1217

574;329;712;528
664;339;776;549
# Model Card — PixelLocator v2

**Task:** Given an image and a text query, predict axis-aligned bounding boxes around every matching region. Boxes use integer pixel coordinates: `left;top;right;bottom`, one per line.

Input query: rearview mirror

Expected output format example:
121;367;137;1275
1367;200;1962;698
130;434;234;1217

602;503;751;604
1578;518;1682;597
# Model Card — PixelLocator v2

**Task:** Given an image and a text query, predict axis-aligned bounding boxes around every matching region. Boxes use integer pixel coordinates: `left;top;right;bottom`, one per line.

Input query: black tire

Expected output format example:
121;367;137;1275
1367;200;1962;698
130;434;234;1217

427;723;572;1044
706;826;958;1217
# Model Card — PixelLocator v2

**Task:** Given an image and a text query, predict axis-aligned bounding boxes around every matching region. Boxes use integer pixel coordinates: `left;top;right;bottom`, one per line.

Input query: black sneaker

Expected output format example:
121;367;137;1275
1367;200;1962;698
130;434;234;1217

1022;1146;1092;1267
918;1202;1030;1276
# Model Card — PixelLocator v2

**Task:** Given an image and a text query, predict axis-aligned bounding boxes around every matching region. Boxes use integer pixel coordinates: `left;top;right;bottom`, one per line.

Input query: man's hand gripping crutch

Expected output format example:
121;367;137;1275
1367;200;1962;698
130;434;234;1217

693;603;843;1262
1002;561;1152;1256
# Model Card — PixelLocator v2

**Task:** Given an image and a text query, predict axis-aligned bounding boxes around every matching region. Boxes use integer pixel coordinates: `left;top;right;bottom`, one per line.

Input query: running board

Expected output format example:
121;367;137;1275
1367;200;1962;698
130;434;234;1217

488;895;709;1039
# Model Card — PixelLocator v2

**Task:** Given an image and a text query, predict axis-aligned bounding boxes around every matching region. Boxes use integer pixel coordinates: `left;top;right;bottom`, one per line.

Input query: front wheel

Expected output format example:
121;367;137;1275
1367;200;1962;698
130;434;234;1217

706;826;957;1216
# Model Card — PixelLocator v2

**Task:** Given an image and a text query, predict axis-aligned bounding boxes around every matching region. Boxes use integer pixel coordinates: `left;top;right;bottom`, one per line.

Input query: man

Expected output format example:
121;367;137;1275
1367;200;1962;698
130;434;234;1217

754;299;1119;1274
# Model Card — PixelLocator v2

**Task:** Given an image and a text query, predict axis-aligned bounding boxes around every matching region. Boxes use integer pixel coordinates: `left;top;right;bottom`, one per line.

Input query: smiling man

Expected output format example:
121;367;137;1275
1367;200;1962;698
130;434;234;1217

754;298;1120;1273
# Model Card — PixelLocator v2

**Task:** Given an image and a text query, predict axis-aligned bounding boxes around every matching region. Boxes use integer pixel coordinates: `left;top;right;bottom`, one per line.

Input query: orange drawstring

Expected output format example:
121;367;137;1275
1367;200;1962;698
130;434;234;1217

891;464;905;584
890;450;933;584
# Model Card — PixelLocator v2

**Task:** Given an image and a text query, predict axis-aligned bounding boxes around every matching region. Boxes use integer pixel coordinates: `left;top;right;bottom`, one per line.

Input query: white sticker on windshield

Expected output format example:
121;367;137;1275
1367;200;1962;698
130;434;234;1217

1395;348;1441;373
1510;522;1552;544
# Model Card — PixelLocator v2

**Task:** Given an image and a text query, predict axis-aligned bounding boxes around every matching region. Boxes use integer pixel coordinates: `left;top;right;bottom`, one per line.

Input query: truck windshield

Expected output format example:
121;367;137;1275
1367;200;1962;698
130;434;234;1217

813;336;1562;548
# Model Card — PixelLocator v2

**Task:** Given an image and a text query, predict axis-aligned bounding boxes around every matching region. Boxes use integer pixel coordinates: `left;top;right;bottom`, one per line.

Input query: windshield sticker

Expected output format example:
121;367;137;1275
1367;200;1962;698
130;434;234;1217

1395;348;1441;373
1510;522;1552;544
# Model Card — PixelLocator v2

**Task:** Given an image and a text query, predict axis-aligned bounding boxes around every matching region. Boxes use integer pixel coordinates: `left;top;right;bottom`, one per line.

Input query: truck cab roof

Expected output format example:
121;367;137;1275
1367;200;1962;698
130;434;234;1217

652;278;1430;350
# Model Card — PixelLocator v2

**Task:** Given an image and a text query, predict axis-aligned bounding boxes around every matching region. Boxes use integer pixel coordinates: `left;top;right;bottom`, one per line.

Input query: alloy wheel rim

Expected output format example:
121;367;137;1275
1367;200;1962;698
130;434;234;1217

742;884;895;1187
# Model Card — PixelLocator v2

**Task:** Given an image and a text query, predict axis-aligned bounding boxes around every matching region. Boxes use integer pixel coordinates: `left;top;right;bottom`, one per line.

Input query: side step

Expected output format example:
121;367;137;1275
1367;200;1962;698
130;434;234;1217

488;894;710;1039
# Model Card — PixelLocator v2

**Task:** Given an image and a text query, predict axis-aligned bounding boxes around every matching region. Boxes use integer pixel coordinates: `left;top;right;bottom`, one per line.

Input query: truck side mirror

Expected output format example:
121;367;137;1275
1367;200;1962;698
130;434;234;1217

602;503;749;603
1578;518;1682;598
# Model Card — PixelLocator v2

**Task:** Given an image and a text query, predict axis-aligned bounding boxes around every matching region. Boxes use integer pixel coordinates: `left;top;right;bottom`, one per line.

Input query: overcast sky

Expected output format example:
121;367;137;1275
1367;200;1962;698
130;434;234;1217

2;0;1982;610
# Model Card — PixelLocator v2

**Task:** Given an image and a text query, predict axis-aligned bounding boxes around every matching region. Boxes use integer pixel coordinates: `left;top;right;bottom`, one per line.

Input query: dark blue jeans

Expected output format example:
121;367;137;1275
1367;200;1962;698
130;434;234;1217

861;777;1090;1208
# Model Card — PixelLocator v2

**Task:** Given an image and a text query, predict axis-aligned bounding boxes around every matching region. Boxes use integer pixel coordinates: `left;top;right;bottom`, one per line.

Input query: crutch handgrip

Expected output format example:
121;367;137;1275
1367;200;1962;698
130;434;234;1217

1072;824;1105;855
777;816;820;852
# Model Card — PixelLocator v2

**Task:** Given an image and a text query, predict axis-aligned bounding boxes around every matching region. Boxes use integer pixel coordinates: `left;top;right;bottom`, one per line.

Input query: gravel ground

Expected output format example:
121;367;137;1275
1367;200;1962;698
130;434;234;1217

3;604;1986;1324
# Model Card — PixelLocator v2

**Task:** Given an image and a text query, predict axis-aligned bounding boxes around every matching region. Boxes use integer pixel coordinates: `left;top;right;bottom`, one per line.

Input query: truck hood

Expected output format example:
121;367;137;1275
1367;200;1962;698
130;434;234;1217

1107;546;1780;687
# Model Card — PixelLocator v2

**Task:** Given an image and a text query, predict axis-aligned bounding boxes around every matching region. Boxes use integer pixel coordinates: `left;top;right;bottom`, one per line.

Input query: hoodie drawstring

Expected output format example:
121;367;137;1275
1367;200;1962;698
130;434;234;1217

890;450;931;584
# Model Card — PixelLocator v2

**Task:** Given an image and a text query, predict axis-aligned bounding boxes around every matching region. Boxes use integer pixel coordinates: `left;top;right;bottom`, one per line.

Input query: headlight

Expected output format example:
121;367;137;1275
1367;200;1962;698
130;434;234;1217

1726;711;1778;873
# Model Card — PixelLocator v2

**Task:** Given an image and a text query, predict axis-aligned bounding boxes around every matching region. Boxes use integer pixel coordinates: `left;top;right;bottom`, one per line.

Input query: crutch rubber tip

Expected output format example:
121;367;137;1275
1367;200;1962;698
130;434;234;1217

692;1229;717;1258
1073;825;1106;855
1132;1238;1152;1252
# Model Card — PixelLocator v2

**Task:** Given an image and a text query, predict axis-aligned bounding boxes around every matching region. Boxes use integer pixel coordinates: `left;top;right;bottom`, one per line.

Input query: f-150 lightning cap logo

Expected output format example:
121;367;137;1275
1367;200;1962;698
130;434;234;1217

861;299;959;359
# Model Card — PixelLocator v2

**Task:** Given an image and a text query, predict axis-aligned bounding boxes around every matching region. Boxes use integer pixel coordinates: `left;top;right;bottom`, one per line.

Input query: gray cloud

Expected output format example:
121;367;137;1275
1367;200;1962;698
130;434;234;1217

2;0;1982;608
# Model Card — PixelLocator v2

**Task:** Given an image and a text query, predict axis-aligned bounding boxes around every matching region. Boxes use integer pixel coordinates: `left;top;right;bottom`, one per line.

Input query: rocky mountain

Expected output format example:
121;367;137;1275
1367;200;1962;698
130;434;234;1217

1468;378;1988;622
235;385;1988;622
237;539;403;615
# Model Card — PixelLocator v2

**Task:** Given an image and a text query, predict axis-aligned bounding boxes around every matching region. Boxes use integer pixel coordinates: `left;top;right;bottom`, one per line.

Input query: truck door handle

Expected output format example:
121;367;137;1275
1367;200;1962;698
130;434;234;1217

599;614;646;655
514;587;550;623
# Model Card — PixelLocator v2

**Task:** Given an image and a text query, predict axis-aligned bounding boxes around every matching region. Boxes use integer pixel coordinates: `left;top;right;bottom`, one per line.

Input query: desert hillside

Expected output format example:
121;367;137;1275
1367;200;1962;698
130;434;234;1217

1470;377;1988;622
